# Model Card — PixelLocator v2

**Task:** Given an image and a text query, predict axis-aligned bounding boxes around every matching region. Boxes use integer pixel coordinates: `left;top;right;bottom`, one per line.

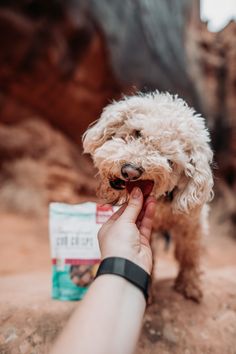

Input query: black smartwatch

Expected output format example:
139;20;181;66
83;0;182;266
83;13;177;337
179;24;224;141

95;257;150;301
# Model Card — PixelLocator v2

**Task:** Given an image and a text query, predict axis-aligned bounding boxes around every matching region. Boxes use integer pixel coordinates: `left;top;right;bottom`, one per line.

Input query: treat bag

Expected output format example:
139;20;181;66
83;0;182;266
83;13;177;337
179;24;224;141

49;202;116;300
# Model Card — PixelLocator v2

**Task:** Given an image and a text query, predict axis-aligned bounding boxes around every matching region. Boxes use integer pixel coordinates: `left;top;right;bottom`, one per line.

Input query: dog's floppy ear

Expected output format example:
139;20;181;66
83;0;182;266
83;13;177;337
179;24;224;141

82;103;125;154
173;144;214;213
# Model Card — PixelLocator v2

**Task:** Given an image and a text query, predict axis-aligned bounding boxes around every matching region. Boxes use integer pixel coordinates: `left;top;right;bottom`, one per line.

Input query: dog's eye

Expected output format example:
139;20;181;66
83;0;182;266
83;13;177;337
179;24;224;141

168;159;173;167
134;130;142;138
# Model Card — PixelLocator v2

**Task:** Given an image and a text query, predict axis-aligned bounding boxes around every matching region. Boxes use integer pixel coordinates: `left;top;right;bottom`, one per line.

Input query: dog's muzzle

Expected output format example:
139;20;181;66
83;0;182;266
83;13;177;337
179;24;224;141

121;163;144;181
109;163;155;198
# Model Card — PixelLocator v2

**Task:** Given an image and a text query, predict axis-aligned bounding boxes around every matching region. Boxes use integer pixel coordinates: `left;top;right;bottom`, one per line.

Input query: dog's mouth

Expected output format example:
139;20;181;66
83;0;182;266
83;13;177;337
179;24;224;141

109;178;154;198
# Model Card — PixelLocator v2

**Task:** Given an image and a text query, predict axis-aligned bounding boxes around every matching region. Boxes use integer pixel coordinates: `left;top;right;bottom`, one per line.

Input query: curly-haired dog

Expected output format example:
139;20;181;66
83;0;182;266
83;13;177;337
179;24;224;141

83;91;214;302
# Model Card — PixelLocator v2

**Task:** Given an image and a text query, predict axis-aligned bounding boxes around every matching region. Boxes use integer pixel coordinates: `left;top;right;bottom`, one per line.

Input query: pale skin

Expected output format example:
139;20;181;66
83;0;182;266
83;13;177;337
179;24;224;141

50;187;156;354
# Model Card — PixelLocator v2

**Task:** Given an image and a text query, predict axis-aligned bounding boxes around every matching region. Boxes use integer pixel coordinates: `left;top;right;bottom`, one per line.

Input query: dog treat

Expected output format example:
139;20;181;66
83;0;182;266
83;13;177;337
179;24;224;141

49;202;117;300
126;180;154;198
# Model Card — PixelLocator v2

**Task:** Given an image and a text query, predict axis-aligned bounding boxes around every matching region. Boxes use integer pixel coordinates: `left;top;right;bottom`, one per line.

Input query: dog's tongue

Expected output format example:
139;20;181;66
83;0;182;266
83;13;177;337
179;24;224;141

126;180;154;198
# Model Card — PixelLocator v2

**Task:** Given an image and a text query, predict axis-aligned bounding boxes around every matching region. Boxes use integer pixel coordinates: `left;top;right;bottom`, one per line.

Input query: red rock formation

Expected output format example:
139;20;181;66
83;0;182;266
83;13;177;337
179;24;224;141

187;13;236;228
0;1;235;218
0;32;122;143
0;118;97;214
0;3;124;213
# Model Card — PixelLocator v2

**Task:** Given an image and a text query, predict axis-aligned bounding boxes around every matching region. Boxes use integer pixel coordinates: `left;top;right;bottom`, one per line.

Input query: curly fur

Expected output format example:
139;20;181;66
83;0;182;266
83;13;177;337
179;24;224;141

83;91;214;301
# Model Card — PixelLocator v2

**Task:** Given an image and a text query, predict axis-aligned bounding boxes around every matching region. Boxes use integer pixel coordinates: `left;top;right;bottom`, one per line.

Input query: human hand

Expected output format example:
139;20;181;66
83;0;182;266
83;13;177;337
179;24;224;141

98;187;156;274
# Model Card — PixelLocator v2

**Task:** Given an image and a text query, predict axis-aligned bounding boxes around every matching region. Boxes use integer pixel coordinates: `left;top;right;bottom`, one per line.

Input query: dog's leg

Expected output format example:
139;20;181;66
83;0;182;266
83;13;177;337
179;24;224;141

147;230;159;305
173;219;203;302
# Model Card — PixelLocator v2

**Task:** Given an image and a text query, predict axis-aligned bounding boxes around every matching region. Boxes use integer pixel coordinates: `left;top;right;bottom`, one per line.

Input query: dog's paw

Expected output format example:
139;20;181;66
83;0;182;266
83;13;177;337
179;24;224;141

174;274;203;303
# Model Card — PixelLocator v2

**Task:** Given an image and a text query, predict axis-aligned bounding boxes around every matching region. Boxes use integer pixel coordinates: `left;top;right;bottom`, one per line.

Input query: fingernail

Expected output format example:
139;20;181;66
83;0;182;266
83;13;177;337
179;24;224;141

132;187;141;199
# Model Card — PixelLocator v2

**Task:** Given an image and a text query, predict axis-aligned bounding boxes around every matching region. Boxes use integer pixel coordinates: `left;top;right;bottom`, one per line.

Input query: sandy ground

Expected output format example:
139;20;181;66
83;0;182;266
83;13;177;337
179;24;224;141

0;201;236;354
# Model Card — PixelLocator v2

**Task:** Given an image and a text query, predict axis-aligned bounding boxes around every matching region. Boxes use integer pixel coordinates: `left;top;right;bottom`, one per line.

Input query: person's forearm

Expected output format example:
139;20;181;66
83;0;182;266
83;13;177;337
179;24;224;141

50;275;146;354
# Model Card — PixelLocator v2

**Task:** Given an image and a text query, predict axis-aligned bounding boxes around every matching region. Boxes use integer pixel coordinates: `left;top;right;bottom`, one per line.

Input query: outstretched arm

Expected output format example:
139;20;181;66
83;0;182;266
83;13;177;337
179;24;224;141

50;187;156;354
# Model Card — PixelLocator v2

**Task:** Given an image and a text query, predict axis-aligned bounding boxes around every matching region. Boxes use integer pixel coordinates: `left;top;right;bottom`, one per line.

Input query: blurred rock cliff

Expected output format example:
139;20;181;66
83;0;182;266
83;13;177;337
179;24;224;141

0;0;235;220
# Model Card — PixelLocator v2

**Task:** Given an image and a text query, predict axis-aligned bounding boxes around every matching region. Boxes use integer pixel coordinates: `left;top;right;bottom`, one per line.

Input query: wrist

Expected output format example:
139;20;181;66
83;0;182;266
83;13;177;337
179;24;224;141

92;273;146;307
94;273;145;294
96;257;150;301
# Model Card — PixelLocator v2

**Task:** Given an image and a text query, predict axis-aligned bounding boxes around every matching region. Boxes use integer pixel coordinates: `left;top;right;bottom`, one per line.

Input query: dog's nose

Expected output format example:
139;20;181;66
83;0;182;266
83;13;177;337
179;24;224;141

121;163;144;181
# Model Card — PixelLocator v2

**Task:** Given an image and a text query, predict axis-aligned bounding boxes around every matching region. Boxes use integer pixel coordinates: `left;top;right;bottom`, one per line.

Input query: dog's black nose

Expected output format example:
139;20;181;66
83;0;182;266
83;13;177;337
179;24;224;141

121;163;144;181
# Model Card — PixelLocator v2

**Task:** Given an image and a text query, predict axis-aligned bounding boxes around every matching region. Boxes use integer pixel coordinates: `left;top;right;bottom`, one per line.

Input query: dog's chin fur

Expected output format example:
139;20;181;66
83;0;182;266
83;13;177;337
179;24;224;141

83;91;214;302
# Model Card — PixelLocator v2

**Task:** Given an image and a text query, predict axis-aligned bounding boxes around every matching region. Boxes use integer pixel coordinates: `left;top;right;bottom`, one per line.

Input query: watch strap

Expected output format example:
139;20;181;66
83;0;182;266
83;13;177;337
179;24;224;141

95;257;150;301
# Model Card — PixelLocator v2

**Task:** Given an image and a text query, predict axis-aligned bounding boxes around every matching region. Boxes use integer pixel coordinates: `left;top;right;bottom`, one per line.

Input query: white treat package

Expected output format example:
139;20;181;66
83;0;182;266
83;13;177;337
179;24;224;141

49;202;117;300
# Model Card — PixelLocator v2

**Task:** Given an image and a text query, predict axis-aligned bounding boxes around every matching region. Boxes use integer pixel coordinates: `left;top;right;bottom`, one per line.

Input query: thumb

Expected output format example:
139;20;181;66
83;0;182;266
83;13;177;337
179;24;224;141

121;187;143;223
